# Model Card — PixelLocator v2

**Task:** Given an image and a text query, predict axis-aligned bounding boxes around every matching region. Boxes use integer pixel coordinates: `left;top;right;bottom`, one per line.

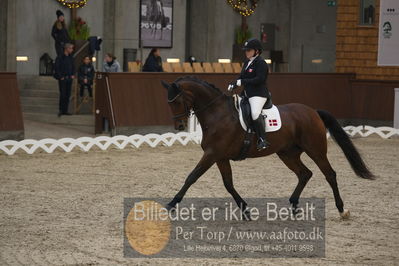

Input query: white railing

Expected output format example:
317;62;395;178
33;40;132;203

0;132;201;156
340;125;399;138
0;125;397;156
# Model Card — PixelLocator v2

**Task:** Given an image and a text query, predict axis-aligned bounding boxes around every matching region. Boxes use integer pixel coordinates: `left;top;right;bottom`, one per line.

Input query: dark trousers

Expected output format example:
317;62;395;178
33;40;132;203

80;84;93;97
58;79;72;114
55;42;64;57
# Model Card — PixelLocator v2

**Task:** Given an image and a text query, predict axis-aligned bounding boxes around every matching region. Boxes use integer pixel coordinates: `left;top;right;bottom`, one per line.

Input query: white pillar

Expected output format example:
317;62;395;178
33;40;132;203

395;88;399;129
188;115;195;133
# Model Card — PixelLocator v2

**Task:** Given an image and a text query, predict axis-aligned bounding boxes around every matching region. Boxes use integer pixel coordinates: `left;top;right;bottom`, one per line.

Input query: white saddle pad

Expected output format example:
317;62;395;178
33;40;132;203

234;95;282;133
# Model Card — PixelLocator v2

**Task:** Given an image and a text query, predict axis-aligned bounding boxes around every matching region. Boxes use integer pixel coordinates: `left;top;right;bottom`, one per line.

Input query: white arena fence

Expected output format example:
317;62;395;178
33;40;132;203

0;119;398;156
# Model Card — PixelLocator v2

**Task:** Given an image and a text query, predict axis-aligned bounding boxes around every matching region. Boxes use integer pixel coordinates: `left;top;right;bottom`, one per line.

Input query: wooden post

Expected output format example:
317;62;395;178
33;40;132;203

241;15;247;32
71;8;77;24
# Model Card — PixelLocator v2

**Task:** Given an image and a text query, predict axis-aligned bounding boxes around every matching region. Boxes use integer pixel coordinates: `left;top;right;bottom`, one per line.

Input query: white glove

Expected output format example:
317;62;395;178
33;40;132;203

228;80;242;91
227;84;235;91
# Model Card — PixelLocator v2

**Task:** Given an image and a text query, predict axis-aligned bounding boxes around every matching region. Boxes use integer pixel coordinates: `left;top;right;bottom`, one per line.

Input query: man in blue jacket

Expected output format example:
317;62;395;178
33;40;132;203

54;43;75;117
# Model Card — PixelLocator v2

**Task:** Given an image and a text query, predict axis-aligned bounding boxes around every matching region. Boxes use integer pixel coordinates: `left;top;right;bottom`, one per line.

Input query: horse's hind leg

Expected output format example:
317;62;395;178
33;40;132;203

277;147;313;211
307;152;349;219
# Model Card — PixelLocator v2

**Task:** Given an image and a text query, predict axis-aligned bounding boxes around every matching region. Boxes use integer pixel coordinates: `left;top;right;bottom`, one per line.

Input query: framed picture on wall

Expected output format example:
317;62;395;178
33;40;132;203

139;0;173;48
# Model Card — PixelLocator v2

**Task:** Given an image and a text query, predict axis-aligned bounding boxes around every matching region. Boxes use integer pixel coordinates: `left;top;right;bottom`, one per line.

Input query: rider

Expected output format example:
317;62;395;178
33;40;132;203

228;38;270;150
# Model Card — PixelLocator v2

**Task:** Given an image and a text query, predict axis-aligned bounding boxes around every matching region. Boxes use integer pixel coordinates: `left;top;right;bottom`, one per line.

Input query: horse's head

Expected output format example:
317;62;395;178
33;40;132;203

161;80;193;131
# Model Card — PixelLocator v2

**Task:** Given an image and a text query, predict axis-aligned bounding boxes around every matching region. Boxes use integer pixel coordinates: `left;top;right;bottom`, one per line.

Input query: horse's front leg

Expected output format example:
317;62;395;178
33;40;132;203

216;160;250;220
167;153;215;209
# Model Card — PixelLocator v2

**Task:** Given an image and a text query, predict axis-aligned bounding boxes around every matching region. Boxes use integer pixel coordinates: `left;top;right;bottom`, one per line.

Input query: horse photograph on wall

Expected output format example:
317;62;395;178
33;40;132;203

140;0;173;48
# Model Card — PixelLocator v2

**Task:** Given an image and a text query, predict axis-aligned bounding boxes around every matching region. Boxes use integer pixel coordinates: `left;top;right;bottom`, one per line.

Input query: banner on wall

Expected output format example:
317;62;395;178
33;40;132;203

378;0;399;66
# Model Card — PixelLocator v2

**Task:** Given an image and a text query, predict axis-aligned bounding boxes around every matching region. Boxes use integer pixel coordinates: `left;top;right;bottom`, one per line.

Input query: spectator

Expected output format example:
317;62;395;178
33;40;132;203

142;48;163;72
54;43;75;117
78;56;94;98
51;10;71;57
102;53;121;72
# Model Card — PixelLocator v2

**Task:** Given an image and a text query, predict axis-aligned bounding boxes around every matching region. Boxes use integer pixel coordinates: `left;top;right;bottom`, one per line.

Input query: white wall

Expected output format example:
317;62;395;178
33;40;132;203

289;0;337;72
16;0;62;75
188;0;291;63
14;0;185;75
12;0;336;75
15;0;104;75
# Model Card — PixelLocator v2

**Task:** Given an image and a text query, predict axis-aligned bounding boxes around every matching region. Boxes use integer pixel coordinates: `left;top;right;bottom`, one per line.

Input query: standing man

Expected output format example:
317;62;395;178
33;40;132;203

51;10;71;57
54;43;75;117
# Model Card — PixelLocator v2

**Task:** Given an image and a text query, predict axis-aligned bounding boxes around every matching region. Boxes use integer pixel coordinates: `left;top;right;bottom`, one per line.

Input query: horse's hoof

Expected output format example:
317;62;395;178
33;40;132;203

291;205;299;216
339;209;350;219
242;209;252;221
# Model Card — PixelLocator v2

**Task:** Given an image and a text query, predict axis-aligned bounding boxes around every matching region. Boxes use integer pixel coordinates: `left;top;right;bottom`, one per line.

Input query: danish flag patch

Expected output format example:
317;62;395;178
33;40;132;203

268;119;278;127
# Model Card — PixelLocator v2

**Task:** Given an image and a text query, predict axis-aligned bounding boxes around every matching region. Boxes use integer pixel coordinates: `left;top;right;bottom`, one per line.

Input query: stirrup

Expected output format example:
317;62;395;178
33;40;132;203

257;138;270;150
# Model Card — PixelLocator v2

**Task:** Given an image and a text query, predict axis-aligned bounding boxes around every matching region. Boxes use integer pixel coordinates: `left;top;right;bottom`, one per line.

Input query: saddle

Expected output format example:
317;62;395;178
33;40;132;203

235;92;282;133
232;92;282;161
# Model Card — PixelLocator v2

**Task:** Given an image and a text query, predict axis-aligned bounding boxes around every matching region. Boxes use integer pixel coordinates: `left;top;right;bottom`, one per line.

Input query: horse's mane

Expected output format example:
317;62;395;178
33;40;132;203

174;76;237;119
175;76;223;94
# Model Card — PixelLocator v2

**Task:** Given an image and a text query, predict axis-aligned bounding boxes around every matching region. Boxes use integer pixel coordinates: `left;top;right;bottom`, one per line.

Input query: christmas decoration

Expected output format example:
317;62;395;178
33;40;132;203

57;0;88;9
69;17;90;40
227;0;259;17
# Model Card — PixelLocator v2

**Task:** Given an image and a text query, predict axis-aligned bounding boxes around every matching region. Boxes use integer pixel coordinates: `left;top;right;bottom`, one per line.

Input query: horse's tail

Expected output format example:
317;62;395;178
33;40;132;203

317;110;374;179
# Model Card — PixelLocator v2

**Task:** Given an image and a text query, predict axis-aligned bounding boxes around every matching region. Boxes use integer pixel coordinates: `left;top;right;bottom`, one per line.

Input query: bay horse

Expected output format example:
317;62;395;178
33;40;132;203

161;77;374;219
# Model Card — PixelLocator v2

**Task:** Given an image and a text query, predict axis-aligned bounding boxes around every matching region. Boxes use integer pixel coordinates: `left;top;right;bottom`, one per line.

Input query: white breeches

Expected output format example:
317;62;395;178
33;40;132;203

249;96;267;120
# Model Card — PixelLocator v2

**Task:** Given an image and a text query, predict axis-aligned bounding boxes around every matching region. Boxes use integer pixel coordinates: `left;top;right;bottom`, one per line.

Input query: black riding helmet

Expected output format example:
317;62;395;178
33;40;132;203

242;38;263;53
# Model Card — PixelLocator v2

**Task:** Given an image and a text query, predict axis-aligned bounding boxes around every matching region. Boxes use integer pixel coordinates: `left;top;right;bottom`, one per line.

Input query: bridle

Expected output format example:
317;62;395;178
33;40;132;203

169;91;225;121
169;92;190;121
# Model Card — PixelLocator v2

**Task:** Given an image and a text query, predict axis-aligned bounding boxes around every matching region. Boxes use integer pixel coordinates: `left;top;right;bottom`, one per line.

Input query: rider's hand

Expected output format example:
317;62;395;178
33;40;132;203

227;80;242;91
227;83;236;91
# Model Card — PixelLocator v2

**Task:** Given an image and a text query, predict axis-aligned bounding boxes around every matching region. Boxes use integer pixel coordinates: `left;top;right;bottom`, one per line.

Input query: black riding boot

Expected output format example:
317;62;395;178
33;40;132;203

253;115;270;150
